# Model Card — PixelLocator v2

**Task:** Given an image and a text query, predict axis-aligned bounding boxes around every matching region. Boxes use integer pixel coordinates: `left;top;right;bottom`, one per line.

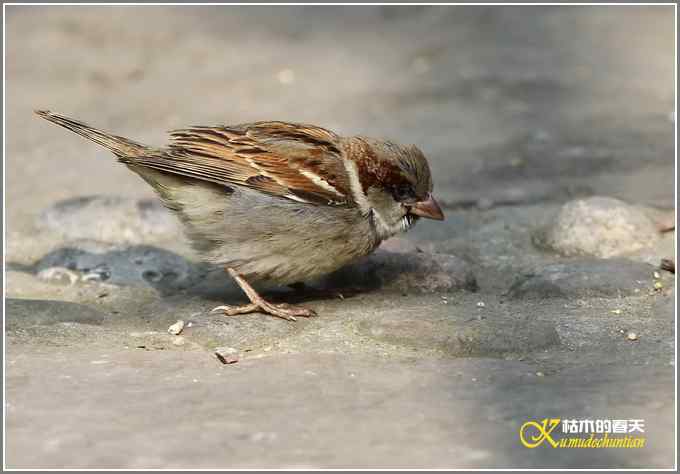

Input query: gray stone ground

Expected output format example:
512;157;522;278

4;5;676;469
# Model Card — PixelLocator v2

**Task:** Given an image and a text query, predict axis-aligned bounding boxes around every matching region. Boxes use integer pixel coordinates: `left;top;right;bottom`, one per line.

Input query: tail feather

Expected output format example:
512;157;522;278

34;110;149;158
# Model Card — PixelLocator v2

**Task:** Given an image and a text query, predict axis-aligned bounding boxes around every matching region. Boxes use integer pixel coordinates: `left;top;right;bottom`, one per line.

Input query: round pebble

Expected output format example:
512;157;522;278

167;320;185;335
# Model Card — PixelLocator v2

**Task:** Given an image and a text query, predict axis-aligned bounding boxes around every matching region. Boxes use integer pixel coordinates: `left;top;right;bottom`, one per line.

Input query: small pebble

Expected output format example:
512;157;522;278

215;346;240;364
536;371;544;377
167;320;185;335
654;281;663;290
626;332;639;342
653;271;661;279
37;266;79;285
611;309;622;315
476;301;485;308
510;157;525;167
81;273;104;282
476;198;494;210
276;68;295;85
411;56;430;75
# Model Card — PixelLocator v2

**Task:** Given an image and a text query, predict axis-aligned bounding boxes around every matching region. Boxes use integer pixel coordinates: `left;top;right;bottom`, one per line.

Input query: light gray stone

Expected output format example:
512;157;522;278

535;196;660;258
37;196;180;244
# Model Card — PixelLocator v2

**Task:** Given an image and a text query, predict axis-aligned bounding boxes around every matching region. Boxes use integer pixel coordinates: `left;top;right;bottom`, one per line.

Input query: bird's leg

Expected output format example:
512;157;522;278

211;268;317;321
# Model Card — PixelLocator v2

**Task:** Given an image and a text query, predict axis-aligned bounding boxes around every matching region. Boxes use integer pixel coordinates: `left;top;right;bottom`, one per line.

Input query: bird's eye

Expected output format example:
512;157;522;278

393;184;415;202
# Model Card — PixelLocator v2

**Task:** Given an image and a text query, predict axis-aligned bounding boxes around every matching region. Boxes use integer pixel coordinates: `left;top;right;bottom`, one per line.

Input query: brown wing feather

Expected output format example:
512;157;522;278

129;122;353;206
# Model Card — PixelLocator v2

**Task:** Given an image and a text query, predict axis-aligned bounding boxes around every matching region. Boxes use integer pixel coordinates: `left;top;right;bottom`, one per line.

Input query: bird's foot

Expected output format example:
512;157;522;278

210;303;260;316
217;267;318;321
211;301;317;321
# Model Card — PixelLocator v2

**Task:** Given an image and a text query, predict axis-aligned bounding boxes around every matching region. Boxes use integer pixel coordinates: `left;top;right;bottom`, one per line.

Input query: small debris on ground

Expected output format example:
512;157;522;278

611;309;622;315
215;347;240;364
167;320;185;335
626;332;639;342
476;301;485;308
276;68;295;85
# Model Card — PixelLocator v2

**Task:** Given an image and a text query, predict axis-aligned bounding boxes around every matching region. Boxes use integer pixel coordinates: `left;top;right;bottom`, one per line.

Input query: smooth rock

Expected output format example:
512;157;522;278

507;258;656;299
535;196;660;258
324;250;477;293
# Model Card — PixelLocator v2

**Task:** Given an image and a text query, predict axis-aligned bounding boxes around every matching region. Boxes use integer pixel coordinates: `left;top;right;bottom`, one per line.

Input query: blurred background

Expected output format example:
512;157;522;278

4;5;676;469
6;5;675;232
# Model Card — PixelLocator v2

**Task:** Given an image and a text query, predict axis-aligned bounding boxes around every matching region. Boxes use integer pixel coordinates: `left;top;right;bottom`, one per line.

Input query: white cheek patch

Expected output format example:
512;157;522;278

343;158;416;239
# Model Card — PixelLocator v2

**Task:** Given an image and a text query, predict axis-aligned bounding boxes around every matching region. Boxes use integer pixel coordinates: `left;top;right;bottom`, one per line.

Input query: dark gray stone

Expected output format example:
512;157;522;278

34;240;201;293
507;258;657;299
323;249;478;294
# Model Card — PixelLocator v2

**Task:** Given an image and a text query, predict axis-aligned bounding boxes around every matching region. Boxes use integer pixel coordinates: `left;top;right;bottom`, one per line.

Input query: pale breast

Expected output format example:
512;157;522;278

206;187;380;284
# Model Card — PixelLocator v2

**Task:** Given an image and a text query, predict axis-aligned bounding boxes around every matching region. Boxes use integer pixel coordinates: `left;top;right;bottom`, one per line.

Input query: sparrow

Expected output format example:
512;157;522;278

35;110;445;320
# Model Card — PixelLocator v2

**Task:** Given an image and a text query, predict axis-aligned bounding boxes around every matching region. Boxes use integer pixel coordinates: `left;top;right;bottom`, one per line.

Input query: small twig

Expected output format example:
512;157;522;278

660;258;675;274
655;210;675;233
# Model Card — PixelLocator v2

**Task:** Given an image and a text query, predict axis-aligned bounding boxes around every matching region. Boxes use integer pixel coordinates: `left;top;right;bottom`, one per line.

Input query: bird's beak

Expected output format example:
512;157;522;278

409;194;445;221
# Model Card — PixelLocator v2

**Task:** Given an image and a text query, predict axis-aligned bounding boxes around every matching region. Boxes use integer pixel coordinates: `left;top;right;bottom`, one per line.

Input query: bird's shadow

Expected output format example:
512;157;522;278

6;243;416;303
